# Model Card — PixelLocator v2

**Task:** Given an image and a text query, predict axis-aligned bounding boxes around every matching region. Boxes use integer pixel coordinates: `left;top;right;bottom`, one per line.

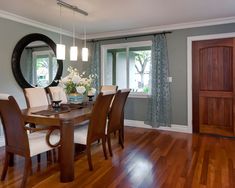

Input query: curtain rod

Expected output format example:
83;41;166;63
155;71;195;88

57;0;88;16
89;31;172;42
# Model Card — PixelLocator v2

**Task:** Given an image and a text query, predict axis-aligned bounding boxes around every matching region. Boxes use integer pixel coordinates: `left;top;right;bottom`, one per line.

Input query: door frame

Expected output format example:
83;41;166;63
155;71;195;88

187;32;235;133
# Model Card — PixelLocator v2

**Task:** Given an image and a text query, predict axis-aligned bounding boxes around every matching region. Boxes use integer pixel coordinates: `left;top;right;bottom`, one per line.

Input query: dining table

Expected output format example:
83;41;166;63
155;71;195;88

21;102;93;183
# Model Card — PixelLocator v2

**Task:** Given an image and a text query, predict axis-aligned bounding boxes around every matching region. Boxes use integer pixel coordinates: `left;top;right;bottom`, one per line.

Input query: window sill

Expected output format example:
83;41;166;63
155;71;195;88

128;93;150;99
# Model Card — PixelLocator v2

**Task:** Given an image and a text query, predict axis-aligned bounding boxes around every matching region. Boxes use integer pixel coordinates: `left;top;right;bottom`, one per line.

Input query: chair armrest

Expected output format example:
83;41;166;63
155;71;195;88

46;127;61;148
24;125;61;148
24;124;51;132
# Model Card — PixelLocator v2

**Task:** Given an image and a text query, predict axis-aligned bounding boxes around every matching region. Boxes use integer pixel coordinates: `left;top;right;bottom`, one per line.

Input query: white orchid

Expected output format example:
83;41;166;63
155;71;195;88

76;86;86;94
72;75;81;83
88;88;96;96
60;66;96;95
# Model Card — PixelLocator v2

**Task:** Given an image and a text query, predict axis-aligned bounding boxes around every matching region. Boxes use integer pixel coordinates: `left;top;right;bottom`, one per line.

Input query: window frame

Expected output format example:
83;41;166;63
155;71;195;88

101;40;152;98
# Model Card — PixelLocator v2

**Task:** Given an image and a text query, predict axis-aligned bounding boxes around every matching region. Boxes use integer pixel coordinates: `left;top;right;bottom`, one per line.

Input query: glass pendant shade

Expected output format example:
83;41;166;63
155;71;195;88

70;46;78;61
56;44;65;60
82;47;88;62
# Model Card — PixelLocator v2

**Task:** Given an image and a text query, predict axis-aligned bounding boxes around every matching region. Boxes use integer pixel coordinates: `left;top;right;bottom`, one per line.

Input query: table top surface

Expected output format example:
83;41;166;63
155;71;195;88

21;103;93;126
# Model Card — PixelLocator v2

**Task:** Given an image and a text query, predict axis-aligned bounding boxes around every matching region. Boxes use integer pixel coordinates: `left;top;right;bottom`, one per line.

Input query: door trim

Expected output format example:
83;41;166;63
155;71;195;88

187;32;235;133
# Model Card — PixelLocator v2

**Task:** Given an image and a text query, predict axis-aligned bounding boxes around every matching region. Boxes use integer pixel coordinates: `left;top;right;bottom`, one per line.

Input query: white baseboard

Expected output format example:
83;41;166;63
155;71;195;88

124;119;192;134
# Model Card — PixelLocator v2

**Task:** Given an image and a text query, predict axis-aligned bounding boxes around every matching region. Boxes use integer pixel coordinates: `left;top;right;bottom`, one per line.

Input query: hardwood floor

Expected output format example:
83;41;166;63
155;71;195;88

0;126;235;188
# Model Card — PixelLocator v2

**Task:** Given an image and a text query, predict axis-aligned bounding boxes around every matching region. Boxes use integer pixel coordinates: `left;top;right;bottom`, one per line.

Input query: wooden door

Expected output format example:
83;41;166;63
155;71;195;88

192;38;235;136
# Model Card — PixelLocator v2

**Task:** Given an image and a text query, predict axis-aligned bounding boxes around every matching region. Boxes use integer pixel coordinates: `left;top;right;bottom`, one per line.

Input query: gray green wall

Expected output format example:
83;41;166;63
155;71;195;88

94;23;235;125
1;16;235;126
0;17;87;108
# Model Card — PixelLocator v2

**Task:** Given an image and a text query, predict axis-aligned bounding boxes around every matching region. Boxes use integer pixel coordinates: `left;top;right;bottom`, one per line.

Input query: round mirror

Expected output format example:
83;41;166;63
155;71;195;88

12;33;63;88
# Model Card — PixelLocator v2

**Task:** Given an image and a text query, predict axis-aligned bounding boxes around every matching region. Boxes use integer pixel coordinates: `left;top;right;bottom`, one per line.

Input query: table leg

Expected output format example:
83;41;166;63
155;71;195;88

60;120;74;182
9;153;14;167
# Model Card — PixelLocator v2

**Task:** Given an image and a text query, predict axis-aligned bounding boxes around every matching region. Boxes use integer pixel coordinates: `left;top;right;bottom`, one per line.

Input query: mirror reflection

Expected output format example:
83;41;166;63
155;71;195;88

20;41;58;88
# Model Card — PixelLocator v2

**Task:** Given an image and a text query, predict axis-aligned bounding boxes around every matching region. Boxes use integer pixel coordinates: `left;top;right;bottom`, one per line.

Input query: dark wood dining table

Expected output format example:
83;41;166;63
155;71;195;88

21;103;93;183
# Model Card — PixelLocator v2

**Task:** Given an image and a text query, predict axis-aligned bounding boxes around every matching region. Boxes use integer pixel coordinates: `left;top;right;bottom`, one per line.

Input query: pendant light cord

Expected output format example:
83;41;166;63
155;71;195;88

59;5;62;44
84;16;86;47
73;10;75;46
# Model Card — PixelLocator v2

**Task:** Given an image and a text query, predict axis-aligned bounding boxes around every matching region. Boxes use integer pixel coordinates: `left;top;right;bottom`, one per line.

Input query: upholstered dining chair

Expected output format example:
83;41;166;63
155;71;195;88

24;87;58;162
73;91;116;170
47;86;68;104
106;89;130;156
0;94;60;188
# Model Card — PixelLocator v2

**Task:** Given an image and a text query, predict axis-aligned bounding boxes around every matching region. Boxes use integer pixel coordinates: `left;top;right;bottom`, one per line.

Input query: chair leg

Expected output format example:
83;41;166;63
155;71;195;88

107;134;113;157
1;151;10;181
29;158;33;175
86;145;93;171
119;130;124;149
102;137;108;160
53;149;57;162
47;151;52;162
37;154;41;163
21;158;31;188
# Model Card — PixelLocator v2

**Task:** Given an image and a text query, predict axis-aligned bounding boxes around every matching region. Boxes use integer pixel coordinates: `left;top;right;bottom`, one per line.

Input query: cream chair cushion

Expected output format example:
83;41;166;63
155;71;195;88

101;85;117;92
24;88;49;107
28;132;59;157
74;124;88;145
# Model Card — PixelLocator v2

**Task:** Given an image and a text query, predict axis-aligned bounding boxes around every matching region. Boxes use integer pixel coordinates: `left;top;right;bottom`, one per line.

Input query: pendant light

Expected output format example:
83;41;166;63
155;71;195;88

56;0;88;61
82;18;88;62
70;10;78;61
56;5;65;60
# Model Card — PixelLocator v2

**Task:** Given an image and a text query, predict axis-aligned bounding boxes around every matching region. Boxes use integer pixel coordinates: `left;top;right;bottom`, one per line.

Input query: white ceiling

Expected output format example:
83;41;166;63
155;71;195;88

0;0;235;39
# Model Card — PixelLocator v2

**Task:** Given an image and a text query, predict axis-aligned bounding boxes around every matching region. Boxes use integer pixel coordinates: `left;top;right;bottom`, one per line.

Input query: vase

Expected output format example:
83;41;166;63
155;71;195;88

67;93;84;104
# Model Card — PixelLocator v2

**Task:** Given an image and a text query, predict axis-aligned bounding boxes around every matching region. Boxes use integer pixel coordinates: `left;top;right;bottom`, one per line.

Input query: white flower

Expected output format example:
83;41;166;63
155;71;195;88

88;88;96;96
76;86;86;94
72;75;81;83
60;66;96;95
61;76;70;84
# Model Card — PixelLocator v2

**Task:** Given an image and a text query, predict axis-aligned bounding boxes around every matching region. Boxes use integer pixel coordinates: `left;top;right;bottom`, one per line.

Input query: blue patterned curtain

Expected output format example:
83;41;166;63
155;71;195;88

146;34;171;127
91;42;101;93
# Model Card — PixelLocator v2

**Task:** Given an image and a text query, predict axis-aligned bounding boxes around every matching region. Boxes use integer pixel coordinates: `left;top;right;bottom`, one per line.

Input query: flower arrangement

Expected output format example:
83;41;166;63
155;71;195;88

59;66;96;96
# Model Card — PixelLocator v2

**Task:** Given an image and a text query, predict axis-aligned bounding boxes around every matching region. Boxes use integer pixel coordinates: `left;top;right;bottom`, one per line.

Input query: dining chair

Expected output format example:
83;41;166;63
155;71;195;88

106;89;130;156
24;87;57;162
0;94;60;188
47;86;68;104
73;91;116;170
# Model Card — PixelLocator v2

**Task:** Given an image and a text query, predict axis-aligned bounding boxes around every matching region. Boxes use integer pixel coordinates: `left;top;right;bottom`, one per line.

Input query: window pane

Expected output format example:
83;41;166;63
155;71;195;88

102;42;152;94
129;47;151;93
36;56;49;87
105;49;127;88
116;51;127;89
104;52;113;85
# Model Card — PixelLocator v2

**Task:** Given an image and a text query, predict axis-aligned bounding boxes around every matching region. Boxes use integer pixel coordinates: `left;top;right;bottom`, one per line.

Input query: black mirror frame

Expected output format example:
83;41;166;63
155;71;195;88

11;33;63;88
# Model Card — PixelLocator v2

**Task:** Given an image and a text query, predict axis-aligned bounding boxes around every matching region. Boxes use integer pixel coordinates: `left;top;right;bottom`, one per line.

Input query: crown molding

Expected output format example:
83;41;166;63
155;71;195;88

0;10;83;38
1;9;235;40
86;16;235;39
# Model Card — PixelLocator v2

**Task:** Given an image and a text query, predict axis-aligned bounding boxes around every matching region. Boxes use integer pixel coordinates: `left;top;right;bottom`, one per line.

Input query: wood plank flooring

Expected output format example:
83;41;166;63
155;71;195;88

0;126;235;188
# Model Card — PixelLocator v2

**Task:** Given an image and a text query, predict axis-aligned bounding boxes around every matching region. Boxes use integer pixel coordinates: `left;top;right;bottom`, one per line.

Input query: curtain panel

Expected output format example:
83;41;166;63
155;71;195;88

91;42;101;93
146;34;171;127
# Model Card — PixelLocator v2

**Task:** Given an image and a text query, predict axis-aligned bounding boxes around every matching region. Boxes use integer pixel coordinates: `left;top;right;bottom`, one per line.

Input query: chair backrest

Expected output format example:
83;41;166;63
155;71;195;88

0;94;30;156
24;87;49;107
47;86;68;104
87;91;115;144
100;85;118;92
107;89;130;133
